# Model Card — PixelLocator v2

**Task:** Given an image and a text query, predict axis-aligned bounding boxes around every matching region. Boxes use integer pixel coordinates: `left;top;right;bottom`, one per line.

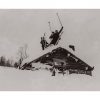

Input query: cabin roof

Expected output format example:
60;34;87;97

27;47;93;70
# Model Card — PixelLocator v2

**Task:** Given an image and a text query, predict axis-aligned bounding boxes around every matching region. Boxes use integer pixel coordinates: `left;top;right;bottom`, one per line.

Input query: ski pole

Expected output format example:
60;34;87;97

48;21;52;33
56;13;63;27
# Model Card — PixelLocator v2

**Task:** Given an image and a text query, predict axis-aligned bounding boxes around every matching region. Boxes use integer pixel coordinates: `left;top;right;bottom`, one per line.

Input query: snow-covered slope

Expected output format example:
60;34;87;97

0;66;98;91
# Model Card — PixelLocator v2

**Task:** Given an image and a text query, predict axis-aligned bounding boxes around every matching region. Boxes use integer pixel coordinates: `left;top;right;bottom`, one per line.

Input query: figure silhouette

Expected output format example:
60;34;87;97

40;34;49;50
49;26;63;45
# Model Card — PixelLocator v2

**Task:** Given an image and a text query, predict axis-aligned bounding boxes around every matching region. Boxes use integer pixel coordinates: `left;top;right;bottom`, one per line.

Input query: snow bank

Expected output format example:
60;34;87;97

0;66;98;91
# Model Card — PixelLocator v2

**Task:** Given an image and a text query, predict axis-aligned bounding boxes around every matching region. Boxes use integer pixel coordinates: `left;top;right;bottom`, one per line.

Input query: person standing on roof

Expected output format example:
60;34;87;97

40;33;49;50
40;37;45;50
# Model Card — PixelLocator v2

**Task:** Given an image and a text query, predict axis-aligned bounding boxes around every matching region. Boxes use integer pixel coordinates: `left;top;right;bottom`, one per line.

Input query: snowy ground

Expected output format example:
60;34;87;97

0;65;99;91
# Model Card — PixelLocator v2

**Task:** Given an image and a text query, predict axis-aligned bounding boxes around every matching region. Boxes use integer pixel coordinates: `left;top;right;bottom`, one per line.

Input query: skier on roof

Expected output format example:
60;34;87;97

40;33;49;50
49;26;63;45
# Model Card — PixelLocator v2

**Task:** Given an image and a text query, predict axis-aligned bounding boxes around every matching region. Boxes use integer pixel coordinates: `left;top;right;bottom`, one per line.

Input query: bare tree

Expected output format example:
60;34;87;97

17;44;29;69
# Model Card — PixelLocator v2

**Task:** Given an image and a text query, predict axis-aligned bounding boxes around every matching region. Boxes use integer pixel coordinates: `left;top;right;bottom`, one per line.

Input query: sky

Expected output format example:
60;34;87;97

0;9;100;68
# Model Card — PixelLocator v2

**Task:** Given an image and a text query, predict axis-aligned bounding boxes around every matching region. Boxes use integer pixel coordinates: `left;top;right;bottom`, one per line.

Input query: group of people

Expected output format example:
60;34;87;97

40;26;63;50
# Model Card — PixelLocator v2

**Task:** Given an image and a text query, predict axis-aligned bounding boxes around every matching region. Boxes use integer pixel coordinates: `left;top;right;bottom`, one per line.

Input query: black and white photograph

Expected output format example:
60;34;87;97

0;9;99;91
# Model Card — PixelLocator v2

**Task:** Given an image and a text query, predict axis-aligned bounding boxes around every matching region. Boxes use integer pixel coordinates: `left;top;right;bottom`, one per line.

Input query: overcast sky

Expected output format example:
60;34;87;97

0;9;100;68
